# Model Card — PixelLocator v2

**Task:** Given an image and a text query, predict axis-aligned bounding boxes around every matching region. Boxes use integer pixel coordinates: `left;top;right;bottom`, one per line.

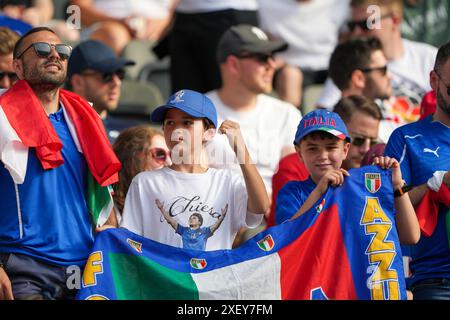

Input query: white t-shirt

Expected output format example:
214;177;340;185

205;91;302;194
93;0;172;19
120;167;263;251
316;38;438;110
257;0;350;71
176;0;258;13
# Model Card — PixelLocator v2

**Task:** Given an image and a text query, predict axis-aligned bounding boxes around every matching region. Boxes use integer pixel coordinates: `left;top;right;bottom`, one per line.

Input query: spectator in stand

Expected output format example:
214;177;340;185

206;24;301;198
316;0;437;124
270;95;382;227
257;0;350;109
66;40;137;143
168;0;260;94
71;0;177;54
0;26;19;89
384;42;450;300
112;125;171;220
328;36;401;142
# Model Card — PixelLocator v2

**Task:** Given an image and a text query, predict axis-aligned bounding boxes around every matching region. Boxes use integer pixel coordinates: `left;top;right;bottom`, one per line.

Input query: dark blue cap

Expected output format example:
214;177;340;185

294;109;351;145
67;40;135;79
151;89;218;128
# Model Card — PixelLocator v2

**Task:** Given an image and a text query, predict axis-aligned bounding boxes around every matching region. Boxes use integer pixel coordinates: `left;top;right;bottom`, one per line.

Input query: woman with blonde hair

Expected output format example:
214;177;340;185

112;125;171;216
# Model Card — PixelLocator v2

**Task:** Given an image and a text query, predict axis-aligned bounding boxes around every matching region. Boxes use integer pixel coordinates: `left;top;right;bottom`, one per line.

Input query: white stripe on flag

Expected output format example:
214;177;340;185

192;253;282;300
0;105;29;184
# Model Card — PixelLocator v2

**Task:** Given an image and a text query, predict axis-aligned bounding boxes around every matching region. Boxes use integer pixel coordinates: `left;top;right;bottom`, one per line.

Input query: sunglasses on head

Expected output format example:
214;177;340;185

434;69;450;96
82;69;125;83
351;134;379;147
347;13;393;32
0;71;18;82
16;42;72;60
150;147;169;163
359;65;388;76
236;52;274;64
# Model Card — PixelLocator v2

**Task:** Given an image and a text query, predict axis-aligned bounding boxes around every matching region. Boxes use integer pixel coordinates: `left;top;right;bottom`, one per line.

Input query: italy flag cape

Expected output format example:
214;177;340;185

77;166;407;300
0;81;121;226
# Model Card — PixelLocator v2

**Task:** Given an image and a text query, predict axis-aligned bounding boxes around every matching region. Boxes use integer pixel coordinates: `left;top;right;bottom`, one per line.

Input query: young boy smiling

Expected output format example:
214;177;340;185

276;109;419;244
120;89;270;250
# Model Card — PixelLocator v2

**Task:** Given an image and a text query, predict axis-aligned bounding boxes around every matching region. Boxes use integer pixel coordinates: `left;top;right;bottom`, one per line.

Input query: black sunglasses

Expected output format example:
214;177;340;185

82;69;125;83
359;65;388;76
351;134;379;147
16;42;72;60
0;71;18;82
236;52;274;64
347;13;393;32
150;147;169;163
434;69;450;96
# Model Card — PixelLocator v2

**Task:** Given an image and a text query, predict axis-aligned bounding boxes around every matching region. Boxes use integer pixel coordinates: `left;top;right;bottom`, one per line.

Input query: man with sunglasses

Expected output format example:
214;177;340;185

206;25;301;195
384;42;450;300
0;27;121;300
328;36;401;143
317;0;437;121
67;40;136;143
0;27;19;89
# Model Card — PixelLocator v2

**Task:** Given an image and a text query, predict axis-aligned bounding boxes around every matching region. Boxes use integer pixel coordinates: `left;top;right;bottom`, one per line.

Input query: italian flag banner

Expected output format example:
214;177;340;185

77;166;407;300
86;171;114;227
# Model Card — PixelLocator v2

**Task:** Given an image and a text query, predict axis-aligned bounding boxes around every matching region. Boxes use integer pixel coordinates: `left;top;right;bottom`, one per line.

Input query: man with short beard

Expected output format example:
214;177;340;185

0;27;120;300
385;42;450;300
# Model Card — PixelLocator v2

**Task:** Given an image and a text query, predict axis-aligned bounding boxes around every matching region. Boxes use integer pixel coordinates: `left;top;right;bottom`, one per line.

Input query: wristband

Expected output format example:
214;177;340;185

394;184;412;198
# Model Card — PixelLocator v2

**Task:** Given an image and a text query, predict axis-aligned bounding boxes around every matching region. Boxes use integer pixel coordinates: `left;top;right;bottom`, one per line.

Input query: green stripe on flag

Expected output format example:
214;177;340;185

109;253;199;300
86;171;113;227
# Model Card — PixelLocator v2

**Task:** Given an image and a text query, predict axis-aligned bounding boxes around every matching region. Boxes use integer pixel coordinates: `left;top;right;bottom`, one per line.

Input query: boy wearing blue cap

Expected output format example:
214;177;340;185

275;109;419;244
120;89;270;250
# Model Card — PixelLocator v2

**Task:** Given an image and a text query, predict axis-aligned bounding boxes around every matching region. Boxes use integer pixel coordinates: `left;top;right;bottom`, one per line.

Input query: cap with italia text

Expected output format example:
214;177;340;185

294;109;351;145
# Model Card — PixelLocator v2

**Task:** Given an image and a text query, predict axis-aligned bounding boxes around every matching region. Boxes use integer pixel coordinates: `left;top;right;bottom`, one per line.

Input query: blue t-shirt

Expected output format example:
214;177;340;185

275;177;317;225
385;115;450;286
176;224;212;251
0;108;94;266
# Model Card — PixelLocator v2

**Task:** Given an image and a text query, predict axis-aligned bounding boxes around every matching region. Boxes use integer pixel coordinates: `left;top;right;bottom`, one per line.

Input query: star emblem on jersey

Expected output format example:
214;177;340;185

170;90;185;103
365;173;381;193
257;235;275;252
126;238;143;253
190;258;207;270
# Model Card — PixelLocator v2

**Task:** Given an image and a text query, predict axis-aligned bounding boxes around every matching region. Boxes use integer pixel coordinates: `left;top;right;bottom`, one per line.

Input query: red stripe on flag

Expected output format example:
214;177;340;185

278;204;358;300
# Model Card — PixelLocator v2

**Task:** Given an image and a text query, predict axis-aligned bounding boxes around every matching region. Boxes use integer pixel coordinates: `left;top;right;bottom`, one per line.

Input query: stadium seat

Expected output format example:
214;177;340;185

121;40;158;80
138;56;171;102
112;80;164;122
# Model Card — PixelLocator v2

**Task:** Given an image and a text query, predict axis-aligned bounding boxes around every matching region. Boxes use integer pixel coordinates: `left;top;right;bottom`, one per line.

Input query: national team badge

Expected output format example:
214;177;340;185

315;198;325;214
257;235;275;252
126;238;142;253
170;90;185;103
190;258;207;270
365;173;381;193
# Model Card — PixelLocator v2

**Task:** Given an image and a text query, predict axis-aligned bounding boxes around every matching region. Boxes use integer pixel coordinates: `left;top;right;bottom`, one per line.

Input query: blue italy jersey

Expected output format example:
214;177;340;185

176;225;212;251
275;177;316;225
0;108;94;266
385;115;450;286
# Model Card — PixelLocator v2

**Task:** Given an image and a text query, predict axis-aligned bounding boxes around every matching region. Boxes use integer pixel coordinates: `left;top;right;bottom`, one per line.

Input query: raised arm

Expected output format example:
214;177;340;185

219;120;270;215
373;156;420;245
155;199;178;231
210;204;228;234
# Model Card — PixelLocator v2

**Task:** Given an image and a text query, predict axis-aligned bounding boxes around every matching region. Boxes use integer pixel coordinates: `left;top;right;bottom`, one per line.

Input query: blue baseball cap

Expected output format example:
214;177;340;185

151;89;218;128
294;109;351;145
67;40;135;79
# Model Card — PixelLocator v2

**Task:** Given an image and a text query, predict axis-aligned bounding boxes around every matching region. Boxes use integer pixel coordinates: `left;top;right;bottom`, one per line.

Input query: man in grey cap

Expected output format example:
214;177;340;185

66;40;136;142
206;24;302;241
